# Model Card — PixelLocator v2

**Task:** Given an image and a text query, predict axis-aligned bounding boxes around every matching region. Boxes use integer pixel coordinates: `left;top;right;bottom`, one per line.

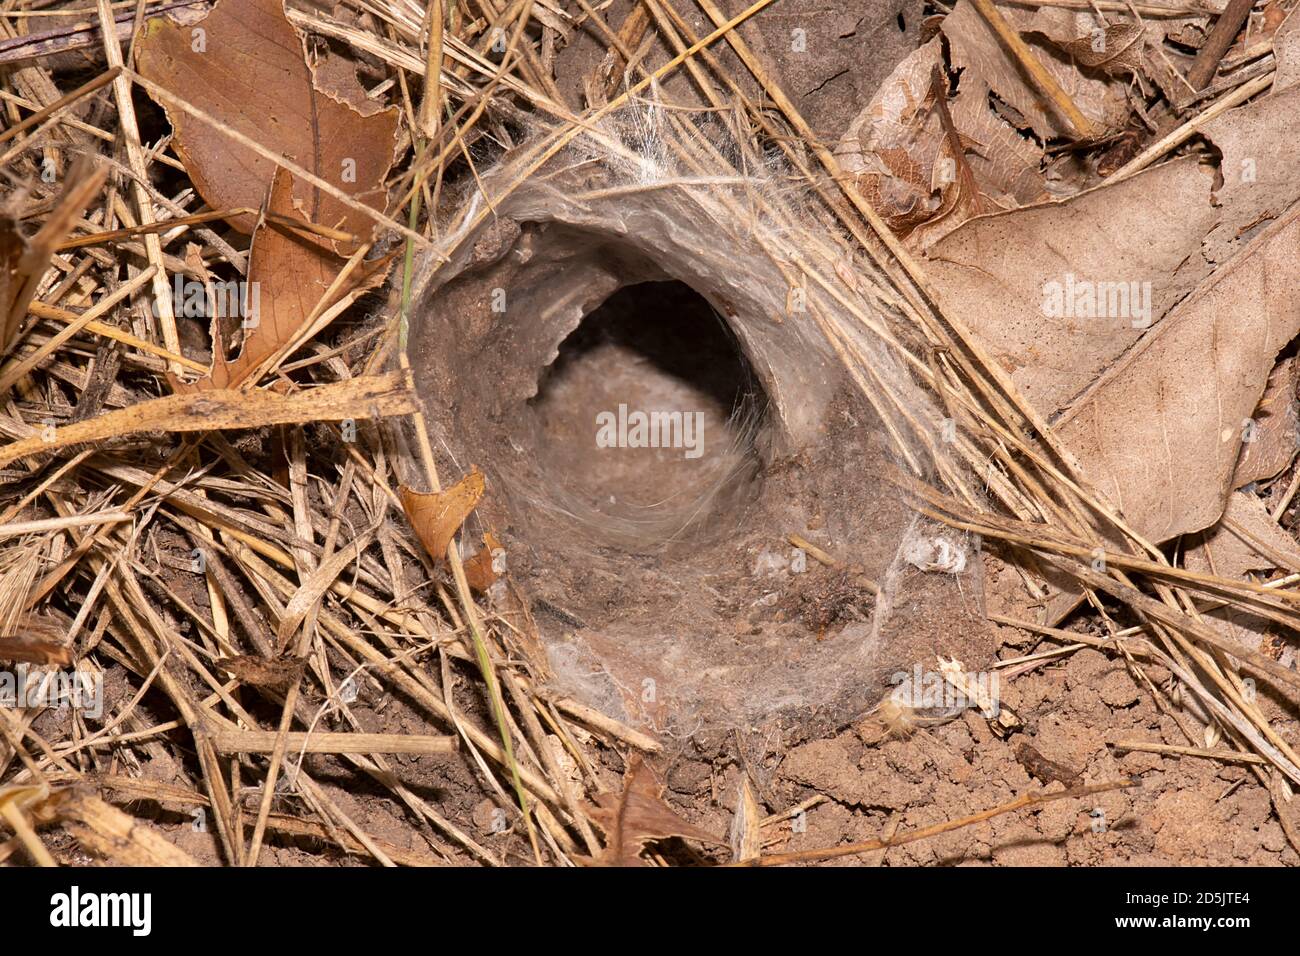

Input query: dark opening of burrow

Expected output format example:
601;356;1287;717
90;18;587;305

522;280;768;549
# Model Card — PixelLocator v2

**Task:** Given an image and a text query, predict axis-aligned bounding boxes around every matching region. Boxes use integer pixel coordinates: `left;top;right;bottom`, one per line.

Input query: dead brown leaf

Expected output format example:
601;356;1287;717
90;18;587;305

1200;84;1300;268
136;0;398;241
1185;491;1300;579
942;0;1130;139
583;756;721;866
1183;492;1300;671
1233;356;1299;488
1056;205;1300;543
836;38;1046;244
175;168;392;392
1276;5;1300;89
925;73;1300;418
926;158;1217;415
1055;23;1146;79
401;468;485;565
463;531;504;592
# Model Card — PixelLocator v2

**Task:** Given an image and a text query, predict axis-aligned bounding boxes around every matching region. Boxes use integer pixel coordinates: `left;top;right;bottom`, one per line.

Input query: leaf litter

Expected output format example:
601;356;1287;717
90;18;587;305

0;0;1298;869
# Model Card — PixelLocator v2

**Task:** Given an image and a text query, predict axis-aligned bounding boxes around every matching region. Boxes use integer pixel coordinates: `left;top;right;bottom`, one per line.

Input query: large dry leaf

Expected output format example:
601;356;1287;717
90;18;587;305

0;371;415;468
401;468;485;565
136;0;398;239
1055;206;1300;543
584;756;720;867
926;79;1300;419
926;158;1217;415
176;168;391;392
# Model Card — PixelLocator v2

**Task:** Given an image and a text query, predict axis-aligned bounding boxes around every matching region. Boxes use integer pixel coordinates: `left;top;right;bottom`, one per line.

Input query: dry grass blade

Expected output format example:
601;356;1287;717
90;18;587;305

737;778;1137;866
1;157;107;353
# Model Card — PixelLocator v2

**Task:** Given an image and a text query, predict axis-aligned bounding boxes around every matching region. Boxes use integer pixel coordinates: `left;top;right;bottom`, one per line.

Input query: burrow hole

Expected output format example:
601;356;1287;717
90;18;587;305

525;280;768;547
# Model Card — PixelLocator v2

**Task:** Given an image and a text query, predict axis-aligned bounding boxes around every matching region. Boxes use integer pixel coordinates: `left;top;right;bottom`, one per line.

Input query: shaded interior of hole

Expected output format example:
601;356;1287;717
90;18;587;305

524;280;767;543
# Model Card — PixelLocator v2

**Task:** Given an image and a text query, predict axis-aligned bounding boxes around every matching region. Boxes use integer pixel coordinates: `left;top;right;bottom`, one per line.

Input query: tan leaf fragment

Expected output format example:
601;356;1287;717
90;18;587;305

135;0;398;241
1275;4;1300;90
1056;23;1145;78
1184;492;1300;671
401;468;485;565
1185;491;1300;580
463;531;505;592
584;756;721;866
1056;206;1300;543
1233;356;1299;488
942;0;1130;139
1200;84;1300;268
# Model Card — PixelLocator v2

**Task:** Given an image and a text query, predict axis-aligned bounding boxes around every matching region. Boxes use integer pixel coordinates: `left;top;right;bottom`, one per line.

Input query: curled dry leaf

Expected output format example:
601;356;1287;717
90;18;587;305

1055;23;1146;78
401;468;486;565
941;0;1130;139
135;0;398;242
836;38;1046;244
583;756;721;866
997;0;1209;104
